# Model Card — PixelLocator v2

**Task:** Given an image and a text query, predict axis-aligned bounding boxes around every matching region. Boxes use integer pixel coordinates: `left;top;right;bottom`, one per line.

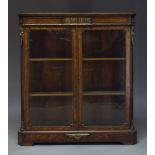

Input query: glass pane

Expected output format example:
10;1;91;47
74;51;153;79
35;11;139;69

82;30;125;58
83;61;125;91
30;96;72;126
29;30;72;58
83;96;125;125
29;61;72;92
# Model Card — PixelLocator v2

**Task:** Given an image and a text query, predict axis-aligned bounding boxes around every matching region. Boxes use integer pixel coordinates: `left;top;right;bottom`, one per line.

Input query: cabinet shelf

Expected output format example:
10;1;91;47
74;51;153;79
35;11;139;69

29;58;72;62
83;58;125;61
29;58;125;62
30;92;73;97
30;91;125;97
83;91;125;96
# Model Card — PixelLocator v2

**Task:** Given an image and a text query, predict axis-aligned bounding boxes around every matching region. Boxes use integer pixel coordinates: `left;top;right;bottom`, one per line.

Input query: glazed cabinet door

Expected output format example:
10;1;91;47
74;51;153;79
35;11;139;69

77;26;132;129
22;27;77;130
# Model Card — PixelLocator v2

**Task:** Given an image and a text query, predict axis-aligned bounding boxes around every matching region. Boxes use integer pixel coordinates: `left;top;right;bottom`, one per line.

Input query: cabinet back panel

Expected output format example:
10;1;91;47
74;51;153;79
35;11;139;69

30;96;72;126
29;30;72;58
82;30;125;58
83;96;125;125
83;61;125;91
29;61;72;92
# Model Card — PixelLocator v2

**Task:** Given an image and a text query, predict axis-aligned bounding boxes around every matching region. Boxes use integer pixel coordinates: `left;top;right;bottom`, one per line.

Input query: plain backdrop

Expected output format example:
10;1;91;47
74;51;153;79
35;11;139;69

8;0;147;155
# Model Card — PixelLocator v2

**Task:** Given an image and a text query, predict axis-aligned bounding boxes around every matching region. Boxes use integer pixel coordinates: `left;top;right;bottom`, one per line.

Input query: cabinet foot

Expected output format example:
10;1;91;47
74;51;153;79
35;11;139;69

18;131;33;146
18;141;33;146
122;139;137;145
121;130;137;145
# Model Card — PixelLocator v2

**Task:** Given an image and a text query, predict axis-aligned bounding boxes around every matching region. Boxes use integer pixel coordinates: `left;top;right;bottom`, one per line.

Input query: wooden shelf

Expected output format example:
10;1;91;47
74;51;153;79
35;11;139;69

83;58;125;61
30;91;125;97
29;58;72;62
30;92;73;97
83;91;125;96
29;58;125;62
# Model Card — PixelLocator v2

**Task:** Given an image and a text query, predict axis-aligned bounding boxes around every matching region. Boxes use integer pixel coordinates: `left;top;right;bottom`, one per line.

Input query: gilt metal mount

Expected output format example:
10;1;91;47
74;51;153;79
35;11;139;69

131;26;135;45
20;29;24;47
64;17;92;24
66;133;90;140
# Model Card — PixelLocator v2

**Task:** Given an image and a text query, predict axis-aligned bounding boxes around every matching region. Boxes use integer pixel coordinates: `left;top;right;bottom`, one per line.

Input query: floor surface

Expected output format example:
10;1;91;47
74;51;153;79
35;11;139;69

8;104;146;155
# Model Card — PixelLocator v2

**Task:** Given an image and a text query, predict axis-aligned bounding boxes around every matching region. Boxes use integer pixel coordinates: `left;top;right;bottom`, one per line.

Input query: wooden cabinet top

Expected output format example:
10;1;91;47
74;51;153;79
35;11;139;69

19;12;135;26
19;12;135;17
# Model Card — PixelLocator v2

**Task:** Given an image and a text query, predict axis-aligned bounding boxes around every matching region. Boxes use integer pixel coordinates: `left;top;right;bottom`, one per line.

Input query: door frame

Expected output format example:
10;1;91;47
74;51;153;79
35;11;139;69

76;25;132;130
21;25;78;131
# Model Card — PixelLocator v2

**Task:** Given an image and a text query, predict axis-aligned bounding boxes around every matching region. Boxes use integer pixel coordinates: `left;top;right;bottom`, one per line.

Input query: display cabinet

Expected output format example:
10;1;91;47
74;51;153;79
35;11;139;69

18;13;137;145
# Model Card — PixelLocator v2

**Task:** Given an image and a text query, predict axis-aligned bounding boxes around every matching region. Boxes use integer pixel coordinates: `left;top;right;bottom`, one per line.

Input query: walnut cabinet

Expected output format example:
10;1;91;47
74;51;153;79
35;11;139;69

18;13;137;145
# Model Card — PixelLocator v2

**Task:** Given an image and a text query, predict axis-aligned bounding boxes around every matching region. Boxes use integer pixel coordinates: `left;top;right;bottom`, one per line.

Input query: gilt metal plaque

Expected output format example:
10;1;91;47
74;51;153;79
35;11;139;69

64;17;92;24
